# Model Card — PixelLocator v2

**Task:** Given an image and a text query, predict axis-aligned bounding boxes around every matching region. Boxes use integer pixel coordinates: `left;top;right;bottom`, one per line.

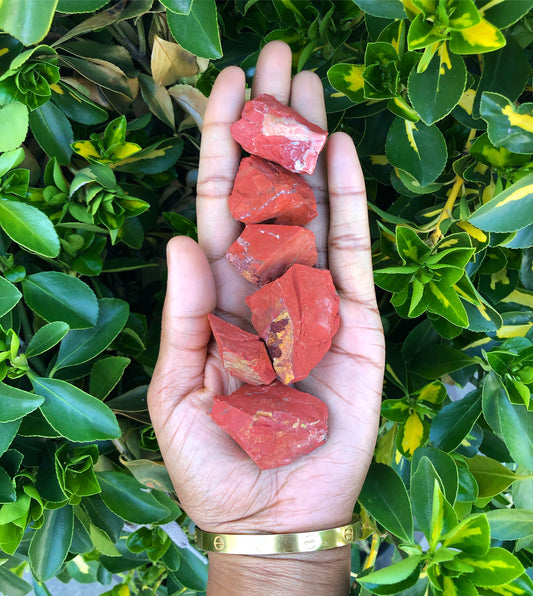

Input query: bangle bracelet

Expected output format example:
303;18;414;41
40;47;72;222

195;517;361;555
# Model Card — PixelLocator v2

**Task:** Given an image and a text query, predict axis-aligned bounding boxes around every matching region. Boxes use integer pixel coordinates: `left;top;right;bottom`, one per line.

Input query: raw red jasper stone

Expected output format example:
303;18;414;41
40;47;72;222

208;314;276;386
230;93;328;175
211;381;328;469
226;224;318;286
228;156;317;225
246;264;340;384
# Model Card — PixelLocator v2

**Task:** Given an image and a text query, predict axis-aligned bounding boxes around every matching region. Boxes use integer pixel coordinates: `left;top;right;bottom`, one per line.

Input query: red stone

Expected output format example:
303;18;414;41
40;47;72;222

226;224;318;286
208;314;276;386
246;264;340;384
210;381;328;469
230;93;328;175
228;156;317;225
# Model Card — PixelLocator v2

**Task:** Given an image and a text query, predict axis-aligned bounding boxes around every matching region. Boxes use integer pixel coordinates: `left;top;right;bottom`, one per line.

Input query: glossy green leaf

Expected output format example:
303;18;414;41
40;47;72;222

23;272;98;329
358;555;422;592
430;389;482;452
476;574;533;596
396;226;430;264
408;43;466;125
485;509;533;540
449;18;506;55
467;454;517;498
53;298;129;371
458;547;524;587
56;0;110;13
0;565;32;596
113;137;184;174
442;513;490;556
354;0;406;19
410;344;475;379
327;63;366;104
0;277;21;318
482;0;533;29
0;0;58;45
25;322;70;358
96;471;170;524
358;463;413;543
29;505;73;581
171;546;208;591
0;383;43;423
0;466;15;502
89;356;130;399
160;0;192;15
51;83;108;125
469;174;533;233
29;101;73;166
0;102;28;152
482;372;533;469
425;279;469;327
412;447;458;504
167;0;222;59
480;92;533;154
385;117;447;186
0;419;21;457
31;377;121;441
0;199;60;257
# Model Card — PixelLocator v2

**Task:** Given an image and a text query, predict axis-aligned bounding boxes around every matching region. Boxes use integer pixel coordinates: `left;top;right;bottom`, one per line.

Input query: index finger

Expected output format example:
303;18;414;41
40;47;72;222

196;66;245;262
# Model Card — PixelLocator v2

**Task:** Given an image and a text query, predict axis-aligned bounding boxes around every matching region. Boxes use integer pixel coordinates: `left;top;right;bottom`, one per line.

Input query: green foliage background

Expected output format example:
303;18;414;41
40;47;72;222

0;0;532;594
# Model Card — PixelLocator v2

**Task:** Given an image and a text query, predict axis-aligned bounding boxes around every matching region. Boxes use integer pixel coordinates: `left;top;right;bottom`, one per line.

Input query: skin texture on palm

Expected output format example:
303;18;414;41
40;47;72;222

147;42;385;590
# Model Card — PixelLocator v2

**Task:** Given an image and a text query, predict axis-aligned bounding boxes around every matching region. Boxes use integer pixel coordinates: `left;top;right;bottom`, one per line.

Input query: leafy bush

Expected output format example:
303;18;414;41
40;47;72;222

0;0;532;594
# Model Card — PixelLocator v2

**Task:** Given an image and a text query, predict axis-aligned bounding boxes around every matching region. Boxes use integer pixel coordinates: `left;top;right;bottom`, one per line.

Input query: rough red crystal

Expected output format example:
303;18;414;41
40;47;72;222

245;264;340;384
210;381;328;469
230;93;328;175
208;314;276;386
228;156;317;225
226;224;318;286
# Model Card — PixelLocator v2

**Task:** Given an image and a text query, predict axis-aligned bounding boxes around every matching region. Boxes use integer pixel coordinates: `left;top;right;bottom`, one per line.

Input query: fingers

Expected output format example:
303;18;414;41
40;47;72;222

327;132;377;305
289;70;329;268
150;236;216;406
197;66;245;262
251;41;293;102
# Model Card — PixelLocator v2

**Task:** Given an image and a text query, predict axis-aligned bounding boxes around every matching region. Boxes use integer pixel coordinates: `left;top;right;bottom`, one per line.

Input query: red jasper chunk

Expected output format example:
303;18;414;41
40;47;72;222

211;381;328;469
245;264;340;384
226;224;318;286
230;93;327;175
208;314;276;386
228;156;317;225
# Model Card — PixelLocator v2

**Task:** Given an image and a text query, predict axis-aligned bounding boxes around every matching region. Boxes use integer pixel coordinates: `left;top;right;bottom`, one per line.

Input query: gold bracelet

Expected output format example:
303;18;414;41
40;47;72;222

195;517;361;555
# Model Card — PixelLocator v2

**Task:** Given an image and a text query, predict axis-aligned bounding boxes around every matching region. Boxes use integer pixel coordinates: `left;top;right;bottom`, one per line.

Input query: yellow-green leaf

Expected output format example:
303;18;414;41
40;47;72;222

449;18;506;54
458;547;524;586
71;140;101;161
327;63;366;104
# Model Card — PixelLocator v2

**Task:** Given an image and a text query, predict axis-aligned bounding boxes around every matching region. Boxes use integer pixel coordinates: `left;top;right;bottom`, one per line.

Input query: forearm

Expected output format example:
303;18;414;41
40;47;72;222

207;547;351;595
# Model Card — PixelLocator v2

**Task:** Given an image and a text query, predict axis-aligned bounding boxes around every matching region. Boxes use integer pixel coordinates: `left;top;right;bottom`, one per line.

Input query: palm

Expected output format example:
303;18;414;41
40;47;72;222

148;42;385;535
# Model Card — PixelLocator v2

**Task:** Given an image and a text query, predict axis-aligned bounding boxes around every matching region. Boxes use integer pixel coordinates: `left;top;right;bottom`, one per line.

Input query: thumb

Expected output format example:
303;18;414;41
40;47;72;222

149;236;216;409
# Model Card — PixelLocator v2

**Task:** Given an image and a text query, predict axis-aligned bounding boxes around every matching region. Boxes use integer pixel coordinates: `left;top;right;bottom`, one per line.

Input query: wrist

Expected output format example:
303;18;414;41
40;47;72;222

207;546;351;595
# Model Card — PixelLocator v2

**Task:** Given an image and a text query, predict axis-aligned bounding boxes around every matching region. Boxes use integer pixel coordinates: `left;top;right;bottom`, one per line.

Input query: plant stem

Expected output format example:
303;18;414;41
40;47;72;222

363;533;380;570
430;176;463;244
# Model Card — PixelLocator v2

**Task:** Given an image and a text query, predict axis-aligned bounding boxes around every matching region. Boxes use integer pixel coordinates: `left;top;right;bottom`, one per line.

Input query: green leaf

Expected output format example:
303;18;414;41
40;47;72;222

0;419;21;457
485;509;533;540
483;0;533;29
56;0;110;13
0;565;32;596
0;147;25;177
138;73;175;129
480;92;533;155
458;547;524;587
0;0;58;45
385;117;447;186
0;102;28;152
358;463;414;543
0;277;21;318
354;0;406;19
54;298;129;371
51;83;108;125
411;447;458;504
25;322;70;358
327;63;366;104
112;137;184;174
29;101;73;166
410;344;475;379
167;0;222;60
171;546;208;592
31;376;121;442
441;513;490;557
449;18;506;55
425;279;469;328
482;372;533;469
96;471;171;524
358;555;422;592
0;383;43;423
396;226;430;264
89;356;130;399
29;505;73;581
22;272;98;329
0;466;15;502
160;0;192;15
430;389;482;452
467;454;517;498
0;199;60;257
408;43;466;125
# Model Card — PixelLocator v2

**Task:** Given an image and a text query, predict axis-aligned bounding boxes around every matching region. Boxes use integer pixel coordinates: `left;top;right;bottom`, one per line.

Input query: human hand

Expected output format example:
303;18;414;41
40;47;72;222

147;41;385;540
